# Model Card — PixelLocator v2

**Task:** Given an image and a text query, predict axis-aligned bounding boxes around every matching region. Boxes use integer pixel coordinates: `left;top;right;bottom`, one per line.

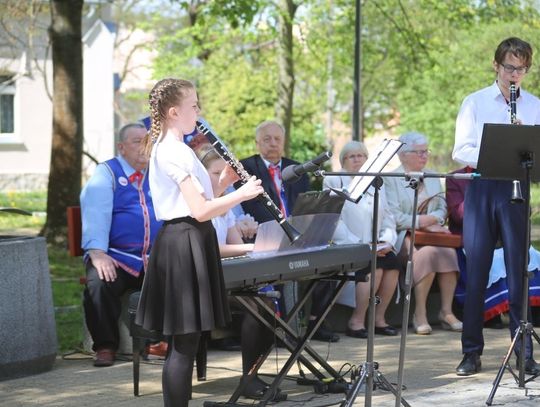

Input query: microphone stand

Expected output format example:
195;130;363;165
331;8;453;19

317;169;478;407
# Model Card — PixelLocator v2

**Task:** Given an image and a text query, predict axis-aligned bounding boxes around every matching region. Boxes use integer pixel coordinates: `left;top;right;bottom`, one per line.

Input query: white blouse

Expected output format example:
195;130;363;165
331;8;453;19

212;209;236;244
149;132;214;221
324;172;397;247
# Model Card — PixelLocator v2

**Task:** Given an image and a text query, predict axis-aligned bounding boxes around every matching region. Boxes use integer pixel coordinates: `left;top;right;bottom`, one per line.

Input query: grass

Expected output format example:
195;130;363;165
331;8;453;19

48;246;86;353
3;188;540;353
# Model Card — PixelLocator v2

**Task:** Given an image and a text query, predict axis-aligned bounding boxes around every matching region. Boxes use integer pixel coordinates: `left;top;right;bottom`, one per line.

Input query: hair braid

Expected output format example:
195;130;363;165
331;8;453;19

141;78;196;158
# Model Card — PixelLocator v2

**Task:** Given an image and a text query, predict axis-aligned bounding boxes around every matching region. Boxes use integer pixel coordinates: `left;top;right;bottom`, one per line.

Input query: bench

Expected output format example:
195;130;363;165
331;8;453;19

66;206;207;396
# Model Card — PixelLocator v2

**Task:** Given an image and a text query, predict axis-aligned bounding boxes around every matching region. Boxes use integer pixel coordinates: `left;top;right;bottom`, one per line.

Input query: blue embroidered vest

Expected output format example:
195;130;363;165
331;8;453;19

104;158;162;276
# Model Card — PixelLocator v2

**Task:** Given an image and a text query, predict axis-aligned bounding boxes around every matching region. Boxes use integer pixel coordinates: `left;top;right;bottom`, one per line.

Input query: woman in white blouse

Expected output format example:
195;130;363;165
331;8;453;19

325;141;400;338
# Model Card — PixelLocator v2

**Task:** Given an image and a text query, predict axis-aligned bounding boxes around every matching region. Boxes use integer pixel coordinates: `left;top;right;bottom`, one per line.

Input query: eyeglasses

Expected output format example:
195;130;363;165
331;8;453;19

344;153;367;160
500;63;529;75
406;149;430;157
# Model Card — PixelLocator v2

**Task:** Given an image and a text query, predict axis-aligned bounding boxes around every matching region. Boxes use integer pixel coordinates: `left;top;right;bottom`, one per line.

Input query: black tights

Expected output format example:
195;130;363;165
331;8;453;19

163;332;201;407
241;308;274;374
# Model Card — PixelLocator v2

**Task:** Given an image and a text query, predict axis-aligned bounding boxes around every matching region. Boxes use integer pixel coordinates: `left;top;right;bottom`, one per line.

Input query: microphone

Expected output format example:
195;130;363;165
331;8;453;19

282;151;332;183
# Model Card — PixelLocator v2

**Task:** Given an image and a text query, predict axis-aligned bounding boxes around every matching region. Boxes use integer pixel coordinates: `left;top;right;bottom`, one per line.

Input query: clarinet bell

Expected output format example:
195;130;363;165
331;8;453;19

510;180;524;203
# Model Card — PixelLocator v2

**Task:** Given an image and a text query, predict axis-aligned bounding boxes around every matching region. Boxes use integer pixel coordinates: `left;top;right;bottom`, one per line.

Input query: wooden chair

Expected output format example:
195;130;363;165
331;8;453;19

66;206;207;396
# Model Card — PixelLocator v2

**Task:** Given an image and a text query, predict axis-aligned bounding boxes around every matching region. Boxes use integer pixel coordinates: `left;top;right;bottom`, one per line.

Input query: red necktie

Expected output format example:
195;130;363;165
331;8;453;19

268;164;287;216
128;170;143;187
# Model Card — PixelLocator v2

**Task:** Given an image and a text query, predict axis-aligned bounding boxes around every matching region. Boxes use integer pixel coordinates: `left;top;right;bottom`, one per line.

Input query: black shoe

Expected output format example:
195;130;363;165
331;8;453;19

456;352;481;376
345;327;367;338
240;375;287;401
374;325;398;336
308;321;340;342
484;314;504;329
516;357;540;375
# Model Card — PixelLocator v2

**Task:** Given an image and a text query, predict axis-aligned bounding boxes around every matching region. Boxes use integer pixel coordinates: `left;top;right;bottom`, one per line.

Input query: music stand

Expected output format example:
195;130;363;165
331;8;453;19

477;124;540;405
319;139;411;407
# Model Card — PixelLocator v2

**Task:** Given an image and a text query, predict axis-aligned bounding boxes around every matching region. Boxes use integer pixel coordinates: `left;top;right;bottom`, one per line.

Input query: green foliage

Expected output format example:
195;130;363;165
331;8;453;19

397;14;540;169
132;0;540;169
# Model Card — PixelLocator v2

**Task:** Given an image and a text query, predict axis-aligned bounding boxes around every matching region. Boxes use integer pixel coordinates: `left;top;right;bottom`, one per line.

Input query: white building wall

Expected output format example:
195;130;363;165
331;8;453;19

0;57;52;189
82;20;115;179
0;19;116;190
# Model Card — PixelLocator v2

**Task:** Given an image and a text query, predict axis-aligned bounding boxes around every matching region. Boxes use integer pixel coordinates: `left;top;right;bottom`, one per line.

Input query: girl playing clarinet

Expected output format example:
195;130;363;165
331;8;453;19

136;78;263;406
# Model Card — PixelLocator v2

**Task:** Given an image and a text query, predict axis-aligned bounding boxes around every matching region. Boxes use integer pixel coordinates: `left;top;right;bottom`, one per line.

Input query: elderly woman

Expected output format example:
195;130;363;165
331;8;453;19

325;141;400;338
384;132;462;335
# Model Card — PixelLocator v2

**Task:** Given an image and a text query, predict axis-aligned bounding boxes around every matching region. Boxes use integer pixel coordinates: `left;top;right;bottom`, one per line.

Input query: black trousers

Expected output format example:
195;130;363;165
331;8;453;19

461;179;532;357
83;261;144;351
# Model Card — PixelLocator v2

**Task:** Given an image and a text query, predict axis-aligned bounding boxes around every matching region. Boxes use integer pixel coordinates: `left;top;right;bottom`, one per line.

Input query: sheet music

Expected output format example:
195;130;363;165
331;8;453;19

250;213;340;257
345;139;403;203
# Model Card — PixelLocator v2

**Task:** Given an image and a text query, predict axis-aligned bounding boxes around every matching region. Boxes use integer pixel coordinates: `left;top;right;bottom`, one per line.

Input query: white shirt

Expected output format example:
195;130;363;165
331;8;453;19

212;209;236;244
149;132;214;221
261;157;283;191
323;173;397;247
453;81;540;167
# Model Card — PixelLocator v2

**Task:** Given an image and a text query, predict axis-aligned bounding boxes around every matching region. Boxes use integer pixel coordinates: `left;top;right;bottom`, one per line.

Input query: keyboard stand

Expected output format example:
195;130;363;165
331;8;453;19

205;273;352;407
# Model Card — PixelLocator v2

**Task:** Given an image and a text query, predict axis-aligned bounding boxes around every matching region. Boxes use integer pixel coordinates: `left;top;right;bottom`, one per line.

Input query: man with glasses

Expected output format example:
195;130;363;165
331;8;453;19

453;37;540;376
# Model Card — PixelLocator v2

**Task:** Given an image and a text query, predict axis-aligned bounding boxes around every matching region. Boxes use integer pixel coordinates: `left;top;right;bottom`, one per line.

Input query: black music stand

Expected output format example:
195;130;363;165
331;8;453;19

477;124;540;405
338;175;411;407
317;139;410;407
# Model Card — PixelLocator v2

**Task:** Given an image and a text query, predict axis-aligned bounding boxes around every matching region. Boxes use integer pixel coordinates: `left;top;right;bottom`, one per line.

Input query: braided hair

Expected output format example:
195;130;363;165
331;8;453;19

141;78;196;158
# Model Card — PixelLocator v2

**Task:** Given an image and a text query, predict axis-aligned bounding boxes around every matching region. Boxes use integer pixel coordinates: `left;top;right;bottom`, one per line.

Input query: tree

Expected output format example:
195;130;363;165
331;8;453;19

147;0;328;159
276;0;298;155
42;0;84;244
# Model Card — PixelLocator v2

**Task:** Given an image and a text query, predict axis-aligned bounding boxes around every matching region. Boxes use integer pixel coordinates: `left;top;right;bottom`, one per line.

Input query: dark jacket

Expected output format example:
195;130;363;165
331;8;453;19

237;154;310;223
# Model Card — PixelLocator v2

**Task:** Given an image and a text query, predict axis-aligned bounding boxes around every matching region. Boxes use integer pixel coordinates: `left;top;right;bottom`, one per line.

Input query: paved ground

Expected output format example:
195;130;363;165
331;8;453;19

2;325;540;407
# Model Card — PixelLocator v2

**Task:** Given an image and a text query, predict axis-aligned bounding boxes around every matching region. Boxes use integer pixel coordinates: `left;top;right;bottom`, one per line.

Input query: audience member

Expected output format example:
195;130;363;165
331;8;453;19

80;123;163;367
385;132;462;336
325;141;400;339
238;120;338;342
453;37;540;376
196;144;285;401
238;120;309;222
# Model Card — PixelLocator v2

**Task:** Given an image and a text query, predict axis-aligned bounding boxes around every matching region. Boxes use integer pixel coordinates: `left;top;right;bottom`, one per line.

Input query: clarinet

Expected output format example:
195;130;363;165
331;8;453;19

510;81;517;124
509;81;524;203
196;120;301;243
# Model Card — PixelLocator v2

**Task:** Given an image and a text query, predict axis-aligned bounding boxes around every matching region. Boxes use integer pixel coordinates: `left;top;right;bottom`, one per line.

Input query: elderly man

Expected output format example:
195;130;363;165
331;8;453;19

238;120;338;342
239;120;310;222
81;123;163;367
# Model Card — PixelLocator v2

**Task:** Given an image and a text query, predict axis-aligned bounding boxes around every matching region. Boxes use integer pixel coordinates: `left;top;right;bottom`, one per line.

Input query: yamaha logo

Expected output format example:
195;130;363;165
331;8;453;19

289;259;309;270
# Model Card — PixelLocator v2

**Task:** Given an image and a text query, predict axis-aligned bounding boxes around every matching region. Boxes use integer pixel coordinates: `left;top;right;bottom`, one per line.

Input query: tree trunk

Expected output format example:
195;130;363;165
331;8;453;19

42;0;84;244
276;0;297;156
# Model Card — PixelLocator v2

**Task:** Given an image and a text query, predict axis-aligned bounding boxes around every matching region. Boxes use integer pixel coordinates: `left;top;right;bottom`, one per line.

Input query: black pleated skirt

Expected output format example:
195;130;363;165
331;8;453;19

135;217;231;336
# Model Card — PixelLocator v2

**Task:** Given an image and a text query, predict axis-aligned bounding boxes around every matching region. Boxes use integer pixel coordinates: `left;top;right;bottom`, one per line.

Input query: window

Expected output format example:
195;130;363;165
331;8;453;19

0;75;15;134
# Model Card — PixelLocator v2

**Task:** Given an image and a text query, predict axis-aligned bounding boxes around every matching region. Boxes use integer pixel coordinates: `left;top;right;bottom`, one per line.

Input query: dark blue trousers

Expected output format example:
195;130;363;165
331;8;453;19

461;179;533;357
